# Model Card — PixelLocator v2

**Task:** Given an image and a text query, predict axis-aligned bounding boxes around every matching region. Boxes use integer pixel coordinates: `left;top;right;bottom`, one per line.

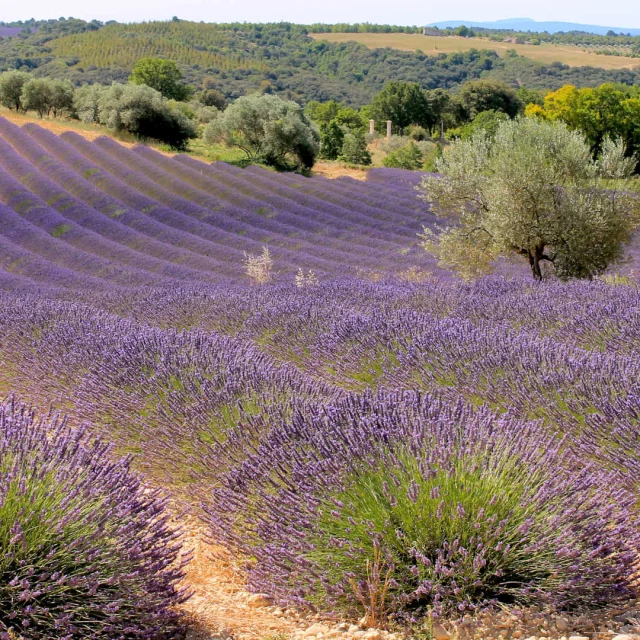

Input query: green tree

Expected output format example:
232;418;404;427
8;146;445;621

456;110;509;140
424;88;452;135
527;83;640;162
305;100;341;125
319;121;345;160
96;83;196;149
333;107;366;132
457;79;524;121
383;141;424;170
339;131;372;165
204;94;320;169
74;84;105;123
0;71;30;111
197;88;227;110
418;118;640;281
516;86;545;107
49;79;74;117
129;57;190;101
21;78;54;117
369;82;431;133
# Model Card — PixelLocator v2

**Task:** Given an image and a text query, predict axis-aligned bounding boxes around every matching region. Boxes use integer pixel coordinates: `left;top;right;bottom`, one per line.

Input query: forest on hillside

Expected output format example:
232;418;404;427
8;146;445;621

2;19;640;105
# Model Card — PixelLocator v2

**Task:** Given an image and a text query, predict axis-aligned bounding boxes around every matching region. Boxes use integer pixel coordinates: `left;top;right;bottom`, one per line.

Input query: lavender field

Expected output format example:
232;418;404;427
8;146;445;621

1;117;640;638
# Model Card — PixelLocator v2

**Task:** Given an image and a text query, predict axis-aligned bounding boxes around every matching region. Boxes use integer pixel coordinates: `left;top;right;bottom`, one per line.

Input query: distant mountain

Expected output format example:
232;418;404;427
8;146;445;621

427;18;640;36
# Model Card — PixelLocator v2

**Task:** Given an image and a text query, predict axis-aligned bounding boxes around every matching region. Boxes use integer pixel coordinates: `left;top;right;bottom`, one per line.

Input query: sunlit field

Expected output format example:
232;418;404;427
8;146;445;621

310;32;640;69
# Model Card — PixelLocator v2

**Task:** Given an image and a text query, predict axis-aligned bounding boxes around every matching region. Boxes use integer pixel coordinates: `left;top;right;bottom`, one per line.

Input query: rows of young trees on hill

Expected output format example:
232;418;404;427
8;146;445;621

3;19;640;106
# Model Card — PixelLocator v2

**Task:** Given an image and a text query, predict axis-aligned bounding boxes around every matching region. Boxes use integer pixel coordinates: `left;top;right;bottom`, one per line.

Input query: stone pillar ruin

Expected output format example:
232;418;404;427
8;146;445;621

369;119;375;135
386;120;392;139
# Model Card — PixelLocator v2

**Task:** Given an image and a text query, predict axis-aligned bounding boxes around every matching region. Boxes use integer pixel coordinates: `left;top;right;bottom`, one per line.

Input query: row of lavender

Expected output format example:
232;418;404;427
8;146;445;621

1;275;640;634
1;120;640;634
0;117;442;289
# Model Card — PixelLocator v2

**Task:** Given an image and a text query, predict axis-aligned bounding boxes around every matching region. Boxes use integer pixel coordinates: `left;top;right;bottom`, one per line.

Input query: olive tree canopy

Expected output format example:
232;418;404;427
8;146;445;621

418;118;640;281
204;94;320;170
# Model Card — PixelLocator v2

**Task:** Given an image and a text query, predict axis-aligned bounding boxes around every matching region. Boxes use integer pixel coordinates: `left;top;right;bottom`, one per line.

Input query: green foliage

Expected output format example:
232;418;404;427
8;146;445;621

4;20;640;107
450;110;509;140
319;121;345;160
382;141;424;170
20;78;53;117
406;124;429;141
50;223;72;238
422;142;443;172
82;83;197;149
73;84;103;123
17;78;73;118
457;79;524;121
527;83;640;163
308;448;555;615
0;71;29;111
339;131;372;165
129;57;190;100
305;100;341;125
516;86;545;107
197;88;227;110
419;118;640;280
369;82;432;132
204;94;320;169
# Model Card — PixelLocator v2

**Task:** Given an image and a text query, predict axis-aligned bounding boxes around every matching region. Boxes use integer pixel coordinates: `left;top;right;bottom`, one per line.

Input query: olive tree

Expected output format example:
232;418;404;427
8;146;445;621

0;71;30;111
93;83;196;149
418;118;640;281
204;94;320;169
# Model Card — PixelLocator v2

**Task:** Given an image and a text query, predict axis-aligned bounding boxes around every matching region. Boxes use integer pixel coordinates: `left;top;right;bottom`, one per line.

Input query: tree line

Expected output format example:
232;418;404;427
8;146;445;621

3;19;640;108
3;54;639;177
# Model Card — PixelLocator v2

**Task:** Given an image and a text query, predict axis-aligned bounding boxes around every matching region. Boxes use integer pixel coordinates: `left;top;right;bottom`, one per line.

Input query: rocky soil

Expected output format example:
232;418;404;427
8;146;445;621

178;519;640;640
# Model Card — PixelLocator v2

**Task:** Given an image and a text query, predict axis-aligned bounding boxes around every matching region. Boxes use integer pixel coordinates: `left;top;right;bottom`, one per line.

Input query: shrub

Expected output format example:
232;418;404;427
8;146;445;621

206;393;640;621
339;132;372;165
406;125;429;141
204;94;320;170
197;88;227;110
96;83;197;149
0;398;188;639
383;141;424;170
422;142;443;172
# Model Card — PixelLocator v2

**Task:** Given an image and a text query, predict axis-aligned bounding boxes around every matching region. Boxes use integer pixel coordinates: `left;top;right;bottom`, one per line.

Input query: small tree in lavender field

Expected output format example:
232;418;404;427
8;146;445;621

418;118;640;281
244;246;274;285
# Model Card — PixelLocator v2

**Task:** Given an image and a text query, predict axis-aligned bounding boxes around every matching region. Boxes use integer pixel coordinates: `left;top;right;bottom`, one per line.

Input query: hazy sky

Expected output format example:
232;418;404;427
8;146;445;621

2;0;640;29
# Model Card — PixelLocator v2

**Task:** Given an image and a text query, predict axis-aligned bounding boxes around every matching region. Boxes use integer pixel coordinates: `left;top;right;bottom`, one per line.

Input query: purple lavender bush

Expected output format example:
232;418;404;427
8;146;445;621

206;392;640;621
0;398;188;640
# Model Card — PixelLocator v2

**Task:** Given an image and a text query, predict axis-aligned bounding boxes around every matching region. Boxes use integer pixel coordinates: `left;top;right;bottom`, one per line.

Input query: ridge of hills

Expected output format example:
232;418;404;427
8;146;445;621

428;17;640;36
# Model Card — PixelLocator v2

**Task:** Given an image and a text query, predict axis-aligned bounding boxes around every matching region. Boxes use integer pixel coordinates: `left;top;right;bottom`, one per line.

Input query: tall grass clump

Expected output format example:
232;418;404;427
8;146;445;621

0;398;188;639
206;393;640;622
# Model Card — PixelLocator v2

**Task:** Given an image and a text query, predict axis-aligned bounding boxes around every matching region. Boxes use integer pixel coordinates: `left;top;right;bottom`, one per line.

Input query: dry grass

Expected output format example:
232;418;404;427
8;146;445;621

310;33;640;70
312;161;369;180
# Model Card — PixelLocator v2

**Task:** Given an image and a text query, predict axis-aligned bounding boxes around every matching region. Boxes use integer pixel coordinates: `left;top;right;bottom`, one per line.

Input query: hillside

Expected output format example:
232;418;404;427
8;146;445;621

3;19;640;106
310;32;640;70
0;116;434;289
